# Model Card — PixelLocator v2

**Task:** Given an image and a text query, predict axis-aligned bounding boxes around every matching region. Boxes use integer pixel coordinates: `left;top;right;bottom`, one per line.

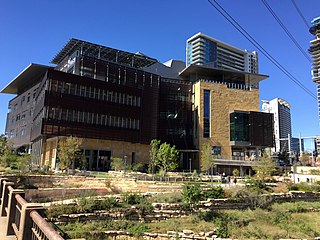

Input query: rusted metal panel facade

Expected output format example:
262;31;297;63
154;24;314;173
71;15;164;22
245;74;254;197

249;111;274;147
31;58;160;145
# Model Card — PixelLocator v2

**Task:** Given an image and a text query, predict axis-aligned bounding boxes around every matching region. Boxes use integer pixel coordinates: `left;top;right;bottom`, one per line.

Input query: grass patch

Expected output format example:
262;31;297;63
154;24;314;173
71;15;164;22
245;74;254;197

60;220;149;240
89;171;111;178
46;196;121;218
149;192;182;203
52;199;320;239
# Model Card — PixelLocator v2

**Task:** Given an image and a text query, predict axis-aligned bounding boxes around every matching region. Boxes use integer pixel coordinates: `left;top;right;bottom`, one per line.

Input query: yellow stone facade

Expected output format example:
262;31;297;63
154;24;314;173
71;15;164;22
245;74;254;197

41;137;150;170
194;81;260;161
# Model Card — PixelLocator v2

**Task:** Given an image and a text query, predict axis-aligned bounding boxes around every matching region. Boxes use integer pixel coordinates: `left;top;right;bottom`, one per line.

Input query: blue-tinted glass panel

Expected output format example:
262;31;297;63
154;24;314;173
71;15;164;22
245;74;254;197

203;90;210;138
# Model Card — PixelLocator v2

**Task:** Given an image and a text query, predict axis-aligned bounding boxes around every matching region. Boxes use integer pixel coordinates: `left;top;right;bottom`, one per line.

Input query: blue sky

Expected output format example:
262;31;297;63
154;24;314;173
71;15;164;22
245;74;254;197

0;0;319;141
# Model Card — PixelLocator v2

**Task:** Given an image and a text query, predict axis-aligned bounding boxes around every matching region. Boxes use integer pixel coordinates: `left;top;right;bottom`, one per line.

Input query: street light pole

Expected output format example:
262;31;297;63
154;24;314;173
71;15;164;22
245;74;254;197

123;155;127;177
189;158;191;173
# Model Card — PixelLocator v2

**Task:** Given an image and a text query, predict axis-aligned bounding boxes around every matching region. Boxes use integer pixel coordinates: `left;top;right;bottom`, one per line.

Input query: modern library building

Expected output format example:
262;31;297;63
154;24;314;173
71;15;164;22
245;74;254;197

1;35;273;175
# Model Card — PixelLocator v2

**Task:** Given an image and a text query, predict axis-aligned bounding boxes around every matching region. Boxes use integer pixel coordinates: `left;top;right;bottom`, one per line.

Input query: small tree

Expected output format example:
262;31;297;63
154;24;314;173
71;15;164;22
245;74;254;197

232;169;240;177
200;142;214;172
252;155;276;181
155;142;179;175
149;139;161;173
0;137;18;169
16;154;32;171
110;157;124;171
278;150;289;164
59;136;83;171
299;152;310;165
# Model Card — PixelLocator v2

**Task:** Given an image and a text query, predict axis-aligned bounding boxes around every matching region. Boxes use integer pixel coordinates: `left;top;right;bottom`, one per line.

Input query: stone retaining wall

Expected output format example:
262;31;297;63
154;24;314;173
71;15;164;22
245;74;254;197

5;175;182;196
24;188;113;202
100;230;219;240
52;192;320;223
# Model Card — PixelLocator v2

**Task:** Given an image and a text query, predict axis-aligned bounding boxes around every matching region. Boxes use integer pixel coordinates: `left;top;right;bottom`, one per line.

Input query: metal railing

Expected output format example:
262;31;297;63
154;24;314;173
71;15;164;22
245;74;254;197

0;178;65;240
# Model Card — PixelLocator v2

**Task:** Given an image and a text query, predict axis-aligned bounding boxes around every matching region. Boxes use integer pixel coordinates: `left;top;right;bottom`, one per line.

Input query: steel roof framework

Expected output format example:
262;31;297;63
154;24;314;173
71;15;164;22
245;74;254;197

51;38;158;69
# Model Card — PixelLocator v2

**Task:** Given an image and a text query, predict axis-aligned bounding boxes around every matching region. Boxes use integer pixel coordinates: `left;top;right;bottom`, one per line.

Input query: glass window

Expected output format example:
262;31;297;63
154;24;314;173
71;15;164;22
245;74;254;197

95;88;100;99
80;85;86;97
137;97;141;107
127;95;132;106
114;92;118;103
230;112;249;142
203;90;210;138
90;87;95;99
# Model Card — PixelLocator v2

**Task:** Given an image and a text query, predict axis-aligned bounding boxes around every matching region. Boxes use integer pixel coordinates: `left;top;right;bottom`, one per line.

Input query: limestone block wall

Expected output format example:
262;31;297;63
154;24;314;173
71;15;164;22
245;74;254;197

41;137;151;169
193;81;260;160
16;175;183;201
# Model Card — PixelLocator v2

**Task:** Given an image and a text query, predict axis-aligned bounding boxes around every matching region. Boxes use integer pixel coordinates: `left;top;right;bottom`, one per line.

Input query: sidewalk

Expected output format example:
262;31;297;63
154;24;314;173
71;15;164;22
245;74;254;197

0;216;17;240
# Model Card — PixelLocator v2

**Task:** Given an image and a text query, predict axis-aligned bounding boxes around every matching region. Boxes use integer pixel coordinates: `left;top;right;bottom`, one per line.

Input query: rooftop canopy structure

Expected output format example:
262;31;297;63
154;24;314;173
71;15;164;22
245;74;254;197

51;38;158;69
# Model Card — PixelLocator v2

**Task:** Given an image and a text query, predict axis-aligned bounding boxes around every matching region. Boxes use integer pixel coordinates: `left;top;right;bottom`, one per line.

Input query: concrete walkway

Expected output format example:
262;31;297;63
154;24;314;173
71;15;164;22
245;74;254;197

0;216;17;240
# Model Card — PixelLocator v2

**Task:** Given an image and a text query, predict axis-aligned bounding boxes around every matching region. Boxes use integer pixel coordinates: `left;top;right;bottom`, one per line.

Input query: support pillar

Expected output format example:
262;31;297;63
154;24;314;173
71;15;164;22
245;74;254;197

18;203;45;240
0;181;14;217
240;165;244;177
6;189;25;235
0;178;9;204
299;133;302;157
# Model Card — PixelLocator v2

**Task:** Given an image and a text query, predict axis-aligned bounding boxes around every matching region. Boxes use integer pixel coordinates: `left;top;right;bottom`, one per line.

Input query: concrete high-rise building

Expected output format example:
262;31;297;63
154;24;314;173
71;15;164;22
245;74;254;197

186;32;258;73
262;98;292;152
291;137;304;154
309;17;320;120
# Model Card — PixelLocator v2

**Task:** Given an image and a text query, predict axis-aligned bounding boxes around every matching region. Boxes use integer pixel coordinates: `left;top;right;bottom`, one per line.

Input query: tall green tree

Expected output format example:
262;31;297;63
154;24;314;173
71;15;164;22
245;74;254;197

252;155;276;181
200;142;215;172
0;134;9;157
59;136;83;171
155;142;179;174
149;139;161;173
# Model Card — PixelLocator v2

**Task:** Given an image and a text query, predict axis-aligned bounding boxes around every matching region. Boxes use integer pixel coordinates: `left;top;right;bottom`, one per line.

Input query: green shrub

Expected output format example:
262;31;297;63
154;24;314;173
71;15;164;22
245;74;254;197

100;197;120;209
245;178;269;193
289;182;320;192
122;192;143;205
203;186;224;199
182;184;225;204
197;211;221;222
215;218;229;238
182;183;202;204
76;196;120;213
198;211;230;238
46;204;78;218
131;163;144;172
127;223;149;236
77;197;97;212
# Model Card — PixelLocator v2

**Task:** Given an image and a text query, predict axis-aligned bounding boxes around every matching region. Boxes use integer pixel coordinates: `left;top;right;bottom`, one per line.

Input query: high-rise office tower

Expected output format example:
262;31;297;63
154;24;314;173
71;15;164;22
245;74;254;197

186;32;258;73
309;17;320;120
262;98;292;152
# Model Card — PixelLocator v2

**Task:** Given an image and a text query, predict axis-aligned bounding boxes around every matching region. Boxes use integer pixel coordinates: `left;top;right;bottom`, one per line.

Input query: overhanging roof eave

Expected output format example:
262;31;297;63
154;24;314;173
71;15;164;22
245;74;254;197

179;64;268;82
1;63;53;94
